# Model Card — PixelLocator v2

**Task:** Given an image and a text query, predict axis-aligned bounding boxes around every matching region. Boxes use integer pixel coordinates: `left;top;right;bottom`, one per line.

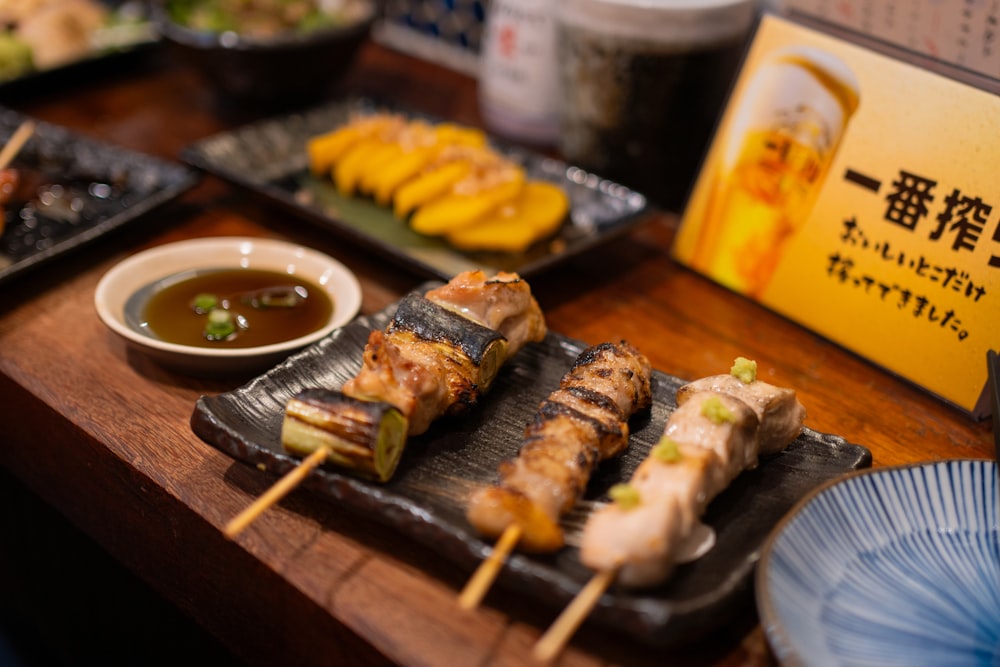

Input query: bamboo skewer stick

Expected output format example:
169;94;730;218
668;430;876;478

224;447;328;538
0;120;35;169
532;568;617;663
457;523;523;610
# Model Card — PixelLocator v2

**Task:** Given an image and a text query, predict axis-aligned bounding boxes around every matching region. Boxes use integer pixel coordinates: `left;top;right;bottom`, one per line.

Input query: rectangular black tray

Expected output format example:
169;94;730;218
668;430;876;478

190;294;873;647
0;108;199;286
180;96;650;280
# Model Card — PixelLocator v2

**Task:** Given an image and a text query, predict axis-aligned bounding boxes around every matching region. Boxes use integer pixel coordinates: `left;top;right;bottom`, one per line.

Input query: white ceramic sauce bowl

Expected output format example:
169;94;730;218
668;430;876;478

95;236;362;376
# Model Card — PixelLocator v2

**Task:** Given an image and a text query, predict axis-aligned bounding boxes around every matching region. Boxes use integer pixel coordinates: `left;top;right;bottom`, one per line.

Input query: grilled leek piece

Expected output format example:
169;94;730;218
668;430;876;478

281;389;409;483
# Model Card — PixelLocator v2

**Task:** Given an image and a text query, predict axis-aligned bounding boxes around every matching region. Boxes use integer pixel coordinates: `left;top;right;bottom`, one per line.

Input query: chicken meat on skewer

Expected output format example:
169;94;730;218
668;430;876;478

282;270;547;482
423;267;547;356
533;358;806;661
467;340;653;553
675;361;806;456
580;357;805;587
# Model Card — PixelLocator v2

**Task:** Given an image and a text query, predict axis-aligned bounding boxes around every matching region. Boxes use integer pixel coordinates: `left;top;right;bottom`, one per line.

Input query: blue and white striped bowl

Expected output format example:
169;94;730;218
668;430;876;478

757;459;999;667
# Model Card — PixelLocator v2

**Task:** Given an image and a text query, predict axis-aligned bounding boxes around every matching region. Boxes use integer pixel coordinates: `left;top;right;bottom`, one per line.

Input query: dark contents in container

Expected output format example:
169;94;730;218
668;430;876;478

141;268;333;348
557;28;745;212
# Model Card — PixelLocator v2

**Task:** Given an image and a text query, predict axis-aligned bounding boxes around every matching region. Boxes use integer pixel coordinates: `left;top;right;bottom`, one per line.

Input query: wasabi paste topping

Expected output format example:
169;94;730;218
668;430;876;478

730;356;757;384
701;396;736;424
652;436;682;463
608;483;641;510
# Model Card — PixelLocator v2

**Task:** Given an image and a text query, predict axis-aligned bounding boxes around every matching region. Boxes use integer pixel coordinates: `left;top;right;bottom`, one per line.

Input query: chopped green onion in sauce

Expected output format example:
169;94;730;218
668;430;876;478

141;268;333;349
192;292;218;313
204;307;237;340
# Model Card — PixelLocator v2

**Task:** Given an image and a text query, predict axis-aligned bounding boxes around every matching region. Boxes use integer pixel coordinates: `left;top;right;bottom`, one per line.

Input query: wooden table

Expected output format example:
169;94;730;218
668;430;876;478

0;40;991;667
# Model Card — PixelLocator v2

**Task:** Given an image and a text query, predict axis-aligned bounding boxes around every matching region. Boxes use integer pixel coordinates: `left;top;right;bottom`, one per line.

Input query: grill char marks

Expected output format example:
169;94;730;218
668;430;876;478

342;271;547;436
466;340;652;552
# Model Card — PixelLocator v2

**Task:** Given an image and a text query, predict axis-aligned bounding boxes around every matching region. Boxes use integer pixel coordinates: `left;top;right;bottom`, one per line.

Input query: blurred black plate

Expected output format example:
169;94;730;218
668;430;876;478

190;288;873;647
180;96;650;280
0;108;199;286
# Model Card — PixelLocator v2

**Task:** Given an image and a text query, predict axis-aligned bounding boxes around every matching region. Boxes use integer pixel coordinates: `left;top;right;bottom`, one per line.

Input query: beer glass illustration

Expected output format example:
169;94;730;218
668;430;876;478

688;45;860;297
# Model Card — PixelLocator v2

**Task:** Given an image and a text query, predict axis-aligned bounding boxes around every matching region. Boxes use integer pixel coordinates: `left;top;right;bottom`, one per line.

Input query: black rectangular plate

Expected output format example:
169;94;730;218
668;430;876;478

190;291;873;646
0;108;200;286
180;96;650;280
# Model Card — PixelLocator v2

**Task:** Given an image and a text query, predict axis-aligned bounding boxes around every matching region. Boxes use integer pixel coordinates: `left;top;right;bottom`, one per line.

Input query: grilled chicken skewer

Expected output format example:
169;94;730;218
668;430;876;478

579;390;760;586
459;341;652;609
467;340;653;551
282;270;546;482
225;270;546;538
339;269;546;436
534;358;806;661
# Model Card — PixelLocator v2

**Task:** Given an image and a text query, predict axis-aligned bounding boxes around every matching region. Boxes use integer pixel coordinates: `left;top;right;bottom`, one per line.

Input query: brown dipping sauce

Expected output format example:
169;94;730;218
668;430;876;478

141;268;333;349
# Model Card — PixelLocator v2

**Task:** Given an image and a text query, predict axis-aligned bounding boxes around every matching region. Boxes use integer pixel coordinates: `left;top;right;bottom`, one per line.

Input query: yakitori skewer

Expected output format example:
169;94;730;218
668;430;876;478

223;270;547;539
457;523;523;609
0;119;35;169
533;568;617;662
532;358;806;662
224;447;327;538
0;120;35;237
459;340;652;610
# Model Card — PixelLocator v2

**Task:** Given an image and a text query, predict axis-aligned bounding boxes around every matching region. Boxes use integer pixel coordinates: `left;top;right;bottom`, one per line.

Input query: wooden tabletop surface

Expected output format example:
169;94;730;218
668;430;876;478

0;38;992;667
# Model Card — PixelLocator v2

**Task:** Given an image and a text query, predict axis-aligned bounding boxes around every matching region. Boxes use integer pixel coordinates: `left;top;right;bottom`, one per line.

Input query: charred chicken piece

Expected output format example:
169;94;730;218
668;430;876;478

466;340;652;552
281;270;547;482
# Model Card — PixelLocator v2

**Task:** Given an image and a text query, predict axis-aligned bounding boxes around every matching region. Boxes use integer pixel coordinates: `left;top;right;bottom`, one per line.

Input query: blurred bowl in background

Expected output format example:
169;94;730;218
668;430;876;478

152;0;376;106
756;458;999;667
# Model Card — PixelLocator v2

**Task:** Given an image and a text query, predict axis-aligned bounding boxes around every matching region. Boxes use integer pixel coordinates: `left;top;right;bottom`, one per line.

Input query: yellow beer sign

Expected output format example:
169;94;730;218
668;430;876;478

672;13;999;417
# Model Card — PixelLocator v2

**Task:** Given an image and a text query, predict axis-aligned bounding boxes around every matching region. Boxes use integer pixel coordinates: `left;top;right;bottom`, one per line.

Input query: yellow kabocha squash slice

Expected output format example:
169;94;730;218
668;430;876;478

307;113;404;176
334;129;409;195
308;130;354;176
334;137;386;194
445;181;570;252
433;123;488;148
373;146;437;206
332;115;413;194
445;207;538;253
356;142;406;195
409;166;526;236
358;120;436;196
393;160;473;218
517;181;570;233
371;125;488;206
